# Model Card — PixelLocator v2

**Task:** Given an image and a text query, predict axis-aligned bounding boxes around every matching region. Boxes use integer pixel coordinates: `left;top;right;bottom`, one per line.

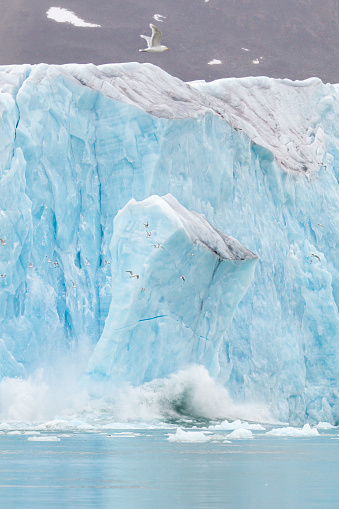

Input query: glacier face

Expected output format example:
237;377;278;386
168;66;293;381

0;62;338;424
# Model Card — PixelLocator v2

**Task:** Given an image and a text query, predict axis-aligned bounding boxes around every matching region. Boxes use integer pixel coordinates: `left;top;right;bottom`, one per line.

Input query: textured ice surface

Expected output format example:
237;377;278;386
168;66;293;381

266;424;319;437
87;194;257;387
0;62;338;424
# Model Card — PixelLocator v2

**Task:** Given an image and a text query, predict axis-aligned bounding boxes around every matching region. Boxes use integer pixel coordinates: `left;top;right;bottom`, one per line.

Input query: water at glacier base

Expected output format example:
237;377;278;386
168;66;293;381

1;427;338;509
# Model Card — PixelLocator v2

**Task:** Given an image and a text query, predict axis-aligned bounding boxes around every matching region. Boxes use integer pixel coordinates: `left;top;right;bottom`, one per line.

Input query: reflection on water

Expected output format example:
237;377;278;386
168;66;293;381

0;430;338;509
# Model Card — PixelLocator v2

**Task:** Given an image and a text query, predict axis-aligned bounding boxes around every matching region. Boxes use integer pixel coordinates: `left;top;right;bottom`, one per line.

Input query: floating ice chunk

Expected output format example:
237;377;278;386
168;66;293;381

316;421;336;429
38;419;95;431
252;59;260;64
210;419;266;431
46;7;100;27
208;59;222;65
28;435;61;441
227;428;253;439
168;428;211;442
266;424;319;437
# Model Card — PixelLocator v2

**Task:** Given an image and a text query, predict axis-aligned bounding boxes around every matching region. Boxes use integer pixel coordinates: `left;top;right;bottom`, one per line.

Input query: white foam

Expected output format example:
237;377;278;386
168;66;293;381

266;424;319;437
168;428;211;442
46;7;100;28
0;366;271;428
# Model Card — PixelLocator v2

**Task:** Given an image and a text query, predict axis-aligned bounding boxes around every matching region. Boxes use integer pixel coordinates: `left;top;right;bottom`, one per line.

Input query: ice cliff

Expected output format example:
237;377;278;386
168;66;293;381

0;62;338;424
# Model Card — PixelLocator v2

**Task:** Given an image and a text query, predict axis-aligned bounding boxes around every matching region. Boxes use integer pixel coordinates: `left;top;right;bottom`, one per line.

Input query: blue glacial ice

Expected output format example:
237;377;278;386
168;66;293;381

87;194;258;388
0;62;338;424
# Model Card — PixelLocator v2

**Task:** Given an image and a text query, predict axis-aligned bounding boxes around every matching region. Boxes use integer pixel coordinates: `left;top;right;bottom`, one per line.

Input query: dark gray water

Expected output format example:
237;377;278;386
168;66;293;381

1;0;339;83
0;429;338;509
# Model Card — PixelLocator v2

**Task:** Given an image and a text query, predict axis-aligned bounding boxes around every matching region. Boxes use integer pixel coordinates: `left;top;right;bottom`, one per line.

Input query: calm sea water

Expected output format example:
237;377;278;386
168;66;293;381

0;428;338;509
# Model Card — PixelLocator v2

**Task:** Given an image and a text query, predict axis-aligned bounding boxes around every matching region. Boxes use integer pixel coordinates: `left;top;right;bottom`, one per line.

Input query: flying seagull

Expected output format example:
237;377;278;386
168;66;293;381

71;280;77;288
86;258;90;266
180;276;185;283
0;274;6;278
0;237;6;246
140;24;169;53
310;253;321;262
144;222;149;228
152;241;164;249
28;262;33;268
146;230;152;238
104;259;110;265
46;256;52;263
54;261;59;268
126;270;140;279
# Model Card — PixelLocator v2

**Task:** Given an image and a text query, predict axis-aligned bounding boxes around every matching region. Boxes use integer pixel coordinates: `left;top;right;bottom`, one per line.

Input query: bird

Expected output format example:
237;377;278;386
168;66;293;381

54;261;59;268
310;253;321;262
180;276;185;283
143;222;149;228
139;24;169;53
141;287;145;292
126;270;139;279
146;230;152;238
0;237;6;246
28;262;33;268
189;253;194;256
0;274;6;278
46;256;52;263
234;127;243;132
317;224;324;228
86;258;90;266
152;241;164;249
104;259;110;265
71;280;77;288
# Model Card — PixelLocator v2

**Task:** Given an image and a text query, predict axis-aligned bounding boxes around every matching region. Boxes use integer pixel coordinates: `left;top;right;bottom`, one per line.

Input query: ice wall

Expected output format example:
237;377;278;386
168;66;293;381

0;62;338;424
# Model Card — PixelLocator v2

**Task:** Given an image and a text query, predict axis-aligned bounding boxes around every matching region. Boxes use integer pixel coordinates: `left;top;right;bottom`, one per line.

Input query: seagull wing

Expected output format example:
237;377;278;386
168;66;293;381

150;24;163;47
140;34;152;47
126;271;133;275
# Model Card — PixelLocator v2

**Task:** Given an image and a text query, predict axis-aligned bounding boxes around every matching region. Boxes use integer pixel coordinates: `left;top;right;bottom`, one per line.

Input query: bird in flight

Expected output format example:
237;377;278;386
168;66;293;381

152;241;164;249
146;230;152;238
46;256;52;263
0;237;6;246
71;280;77;288
28;262;33;268
104;259;110;265
126;270;139;279
310;253;321;262
180;276;185;283
54;261;59;268
0;274;6;278
86;258;90;266
140;24;169;52
144;222;149;228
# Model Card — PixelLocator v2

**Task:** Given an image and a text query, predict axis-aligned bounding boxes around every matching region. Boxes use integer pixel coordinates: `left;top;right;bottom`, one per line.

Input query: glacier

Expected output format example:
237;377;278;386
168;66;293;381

0;62;338;425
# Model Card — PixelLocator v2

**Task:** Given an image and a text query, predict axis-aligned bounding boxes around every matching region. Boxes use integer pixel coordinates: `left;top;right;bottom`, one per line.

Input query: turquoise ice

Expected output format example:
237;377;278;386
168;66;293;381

0;63;337;424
